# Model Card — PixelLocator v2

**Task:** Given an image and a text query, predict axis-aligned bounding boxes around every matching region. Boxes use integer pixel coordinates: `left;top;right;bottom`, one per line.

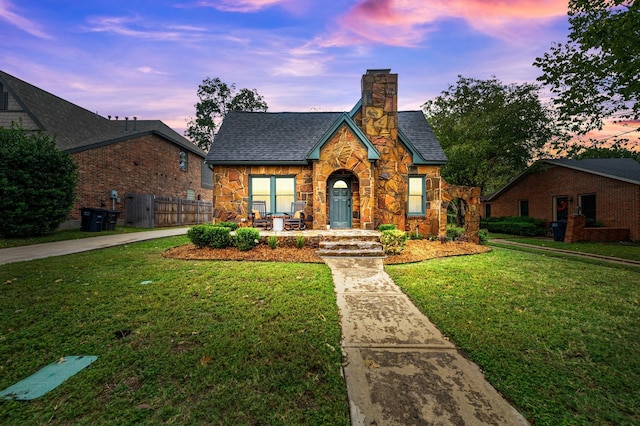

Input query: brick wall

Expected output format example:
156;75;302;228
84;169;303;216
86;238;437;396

68;134;212;224
483;165;640;241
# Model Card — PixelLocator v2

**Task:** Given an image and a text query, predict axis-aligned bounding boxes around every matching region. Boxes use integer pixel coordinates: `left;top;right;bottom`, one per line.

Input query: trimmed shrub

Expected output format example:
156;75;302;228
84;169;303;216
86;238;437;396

268;235;278;249
235;227;260;251
216;221;239;230
187;225;211;248
378;224;397;231
480;216;547;236
208;226;232;248
380;229;408;254
0;125;77;237
187;224;231;248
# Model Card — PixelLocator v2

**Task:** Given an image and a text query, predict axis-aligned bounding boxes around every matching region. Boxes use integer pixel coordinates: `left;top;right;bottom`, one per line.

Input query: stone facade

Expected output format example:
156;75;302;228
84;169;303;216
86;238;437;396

442;183;482;244
314;125;374;229
210;69;469;237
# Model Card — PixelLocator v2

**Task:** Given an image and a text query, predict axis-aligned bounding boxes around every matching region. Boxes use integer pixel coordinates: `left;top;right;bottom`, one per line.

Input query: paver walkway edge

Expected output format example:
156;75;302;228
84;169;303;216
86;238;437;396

323;256;529;426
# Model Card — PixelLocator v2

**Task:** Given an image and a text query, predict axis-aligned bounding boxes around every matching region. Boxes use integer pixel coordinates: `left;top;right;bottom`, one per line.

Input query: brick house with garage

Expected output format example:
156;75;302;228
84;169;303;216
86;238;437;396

0;70;212;229
206;69;480;240
482;158;640;241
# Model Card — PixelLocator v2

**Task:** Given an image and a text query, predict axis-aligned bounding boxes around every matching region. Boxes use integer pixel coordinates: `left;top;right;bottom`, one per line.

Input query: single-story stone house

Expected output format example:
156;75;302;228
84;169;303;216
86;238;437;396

482;158;640;241
206;69;479;239
0;70;212;229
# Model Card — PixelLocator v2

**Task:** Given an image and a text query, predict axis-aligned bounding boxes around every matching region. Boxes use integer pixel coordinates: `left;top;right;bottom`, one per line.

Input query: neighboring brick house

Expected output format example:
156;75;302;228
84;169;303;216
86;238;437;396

206;69;465;237
0;70;212;229
482;158;640;241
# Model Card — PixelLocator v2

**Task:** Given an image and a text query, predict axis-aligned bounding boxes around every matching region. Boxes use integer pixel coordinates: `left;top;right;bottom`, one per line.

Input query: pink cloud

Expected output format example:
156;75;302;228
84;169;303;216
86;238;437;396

320;0;568;47
0;0;53;39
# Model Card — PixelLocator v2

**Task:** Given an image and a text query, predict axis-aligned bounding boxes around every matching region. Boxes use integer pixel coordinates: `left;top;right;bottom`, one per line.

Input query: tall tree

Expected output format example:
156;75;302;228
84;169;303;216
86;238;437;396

186;77;268;151
423;76;556;195
534;0;639;139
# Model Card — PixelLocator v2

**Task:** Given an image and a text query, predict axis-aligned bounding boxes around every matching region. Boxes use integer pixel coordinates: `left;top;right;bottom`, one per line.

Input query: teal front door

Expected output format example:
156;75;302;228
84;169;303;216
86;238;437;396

329;178;351;229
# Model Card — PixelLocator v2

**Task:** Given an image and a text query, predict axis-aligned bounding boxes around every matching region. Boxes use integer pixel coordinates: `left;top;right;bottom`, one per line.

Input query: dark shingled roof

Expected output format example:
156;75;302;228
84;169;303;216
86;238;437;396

206;109;446;165
208;111;343;165
544;158;640;184
0;70;205;157
485;158;640;201
398;110;447;163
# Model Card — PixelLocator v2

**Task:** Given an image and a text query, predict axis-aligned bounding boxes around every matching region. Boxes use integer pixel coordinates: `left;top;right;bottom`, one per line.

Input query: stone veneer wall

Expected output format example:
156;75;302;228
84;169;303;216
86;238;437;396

314;125;374;229
441;182;481;244
212;165;313;222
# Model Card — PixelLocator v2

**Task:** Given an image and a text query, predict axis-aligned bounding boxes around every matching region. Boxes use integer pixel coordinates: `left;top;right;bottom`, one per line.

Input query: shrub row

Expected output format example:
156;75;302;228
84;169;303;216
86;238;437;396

187;224;260;251
480;216;547;236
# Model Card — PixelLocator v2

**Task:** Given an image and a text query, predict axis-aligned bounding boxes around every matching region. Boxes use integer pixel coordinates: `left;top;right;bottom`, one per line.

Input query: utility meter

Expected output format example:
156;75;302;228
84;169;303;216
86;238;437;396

110;190;118;199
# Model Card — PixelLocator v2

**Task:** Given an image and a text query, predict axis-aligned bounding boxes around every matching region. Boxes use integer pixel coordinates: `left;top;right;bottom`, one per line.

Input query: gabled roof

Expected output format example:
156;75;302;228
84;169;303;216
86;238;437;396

0;70;205;157
485;158;640;201
206;107;447;166
307;112;380;161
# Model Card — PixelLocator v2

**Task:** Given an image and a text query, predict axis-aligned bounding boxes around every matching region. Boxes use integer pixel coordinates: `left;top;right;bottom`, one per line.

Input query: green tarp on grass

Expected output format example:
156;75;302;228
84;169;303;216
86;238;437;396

0;355;98;401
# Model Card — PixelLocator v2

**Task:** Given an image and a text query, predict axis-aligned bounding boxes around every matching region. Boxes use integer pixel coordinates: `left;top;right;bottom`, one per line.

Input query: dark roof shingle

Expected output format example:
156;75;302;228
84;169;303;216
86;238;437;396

0;70;205;157
206;109;446;165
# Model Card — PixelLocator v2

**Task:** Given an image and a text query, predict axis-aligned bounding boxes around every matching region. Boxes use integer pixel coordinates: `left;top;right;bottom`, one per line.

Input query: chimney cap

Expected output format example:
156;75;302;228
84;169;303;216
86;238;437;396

366;69;391;74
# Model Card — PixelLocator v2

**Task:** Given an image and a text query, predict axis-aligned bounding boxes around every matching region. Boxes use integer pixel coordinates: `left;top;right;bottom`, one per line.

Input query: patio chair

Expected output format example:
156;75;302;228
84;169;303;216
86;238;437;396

284;201;306;230
250;200;272;230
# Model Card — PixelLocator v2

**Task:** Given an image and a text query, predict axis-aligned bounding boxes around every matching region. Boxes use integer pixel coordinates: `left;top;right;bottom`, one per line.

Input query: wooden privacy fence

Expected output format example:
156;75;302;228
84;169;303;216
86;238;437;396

124;193;213;228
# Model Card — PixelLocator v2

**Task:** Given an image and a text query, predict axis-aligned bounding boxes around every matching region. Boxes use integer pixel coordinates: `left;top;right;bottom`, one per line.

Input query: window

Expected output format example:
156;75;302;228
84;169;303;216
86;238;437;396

580;194;597;225
408;176;425;215
179;151;187;171
250;176;295;214
519;200;529;217
485;203;492;218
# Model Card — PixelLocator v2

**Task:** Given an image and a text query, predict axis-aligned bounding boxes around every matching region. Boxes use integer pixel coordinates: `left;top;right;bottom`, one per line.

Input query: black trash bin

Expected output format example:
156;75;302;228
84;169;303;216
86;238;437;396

551;221;567;242
102;210;120;231
80;208;106;232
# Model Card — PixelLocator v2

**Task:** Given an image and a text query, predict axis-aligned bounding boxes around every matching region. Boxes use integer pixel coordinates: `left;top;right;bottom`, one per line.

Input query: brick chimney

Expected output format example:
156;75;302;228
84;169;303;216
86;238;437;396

361;69;398;145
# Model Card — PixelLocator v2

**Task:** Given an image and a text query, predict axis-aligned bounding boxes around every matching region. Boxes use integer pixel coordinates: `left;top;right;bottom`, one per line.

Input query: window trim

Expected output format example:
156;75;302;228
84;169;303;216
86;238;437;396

249;175;296;215
407;175;426;216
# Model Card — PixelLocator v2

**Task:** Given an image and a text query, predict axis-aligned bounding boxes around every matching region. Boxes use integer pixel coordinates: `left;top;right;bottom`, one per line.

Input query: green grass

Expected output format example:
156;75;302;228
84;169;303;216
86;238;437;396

0;226;160;249
489;234;640;261
387;249;640;425
0;236;349;425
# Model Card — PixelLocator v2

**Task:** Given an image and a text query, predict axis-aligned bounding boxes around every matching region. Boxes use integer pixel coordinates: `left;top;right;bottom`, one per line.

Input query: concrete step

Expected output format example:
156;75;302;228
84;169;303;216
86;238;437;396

317;240;385;258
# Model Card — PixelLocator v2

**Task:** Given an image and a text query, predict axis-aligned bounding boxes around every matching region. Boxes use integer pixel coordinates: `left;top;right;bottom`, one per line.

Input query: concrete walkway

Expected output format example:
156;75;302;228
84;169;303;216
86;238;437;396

324;256;529;426
0;228;188;265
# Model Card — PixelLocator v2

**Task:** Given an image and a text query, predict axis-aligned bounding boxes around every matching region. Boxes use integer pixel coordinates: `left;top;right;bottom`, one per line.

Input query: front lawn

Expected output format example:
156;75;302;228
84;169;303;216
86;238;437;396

0;236;349;425
387;249;640;425
489;234;640;262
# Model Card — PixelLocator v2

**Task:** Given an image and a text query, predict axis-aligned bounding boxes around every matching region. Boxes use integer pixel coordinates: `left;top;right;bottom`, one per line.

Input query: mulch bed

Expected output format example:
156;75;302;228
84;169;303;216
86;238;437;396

163;239;491;264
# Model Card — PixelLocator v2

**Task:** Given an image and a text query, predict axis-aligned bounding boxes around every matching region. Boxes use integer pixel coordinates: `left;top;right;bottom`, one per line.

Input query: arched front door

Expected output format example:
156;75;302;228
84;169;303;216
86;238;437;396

329;177;352;229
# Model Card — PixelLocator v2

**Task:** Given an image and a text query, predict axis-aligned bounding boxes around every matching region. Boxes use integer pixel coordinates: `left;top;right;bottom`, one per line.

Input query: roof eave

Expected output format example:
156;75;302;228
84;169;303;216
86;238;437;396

65;130;206;157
